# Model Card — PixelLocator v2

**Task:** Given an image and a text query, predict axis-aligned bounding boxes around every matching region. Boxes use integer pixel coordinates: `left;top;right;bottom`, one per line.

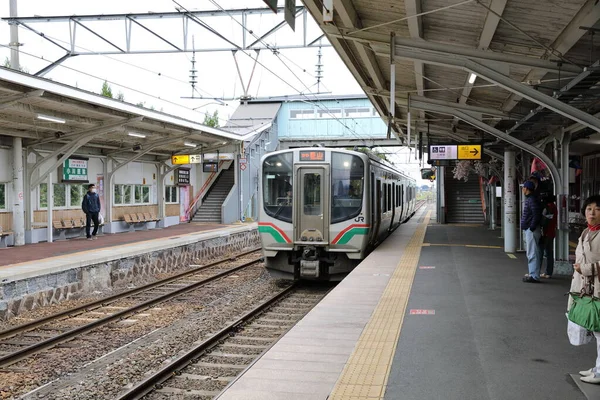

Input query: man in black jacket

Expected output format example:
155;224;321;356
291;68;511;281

82;184;101;240
521;180;542;283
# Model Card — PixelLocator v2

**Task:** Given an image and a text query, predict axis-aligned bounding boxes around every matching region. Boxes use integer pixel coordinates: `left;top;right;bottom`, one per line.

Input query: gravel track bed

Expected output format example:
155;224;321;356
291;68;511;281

8;265;289;400
0;257;264;399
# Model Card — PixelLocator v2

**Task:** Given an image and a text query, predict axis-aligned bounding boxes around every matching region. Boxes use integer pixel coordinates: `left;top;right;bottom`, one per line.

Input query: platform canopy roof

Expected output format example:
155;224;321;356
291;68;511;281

301;0;600;156
0;67;256;161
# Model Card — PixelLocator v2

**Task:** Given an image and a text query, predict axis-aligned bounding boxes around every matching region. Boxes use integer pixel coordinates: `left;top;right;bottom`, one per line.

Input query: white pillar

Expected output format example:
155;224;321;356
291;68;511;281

11;138;25;246
47;174;53;243
157;165;166;228
554;131;572;275
504;150;516;253
9;0;20;70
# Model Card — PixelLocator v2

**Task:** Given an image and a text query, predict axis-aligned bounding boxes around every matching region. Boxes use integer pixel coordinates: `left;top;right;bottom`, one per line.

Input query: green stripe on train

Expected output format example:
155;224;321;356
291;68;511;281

258;225;288;243
336;227;369;244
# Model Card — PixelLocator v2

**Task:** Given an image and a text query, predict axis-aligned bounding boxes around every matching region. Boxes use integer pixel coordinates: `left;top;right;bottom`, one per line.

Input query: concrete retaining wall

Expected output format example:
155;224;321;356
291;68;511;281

0;229;260;320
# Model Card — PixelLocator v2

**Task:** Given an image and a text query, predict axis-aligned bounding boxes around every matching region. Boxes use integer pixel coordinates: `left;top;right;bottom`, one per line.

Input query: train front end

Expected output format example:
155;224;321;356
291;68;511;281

259;149;369;281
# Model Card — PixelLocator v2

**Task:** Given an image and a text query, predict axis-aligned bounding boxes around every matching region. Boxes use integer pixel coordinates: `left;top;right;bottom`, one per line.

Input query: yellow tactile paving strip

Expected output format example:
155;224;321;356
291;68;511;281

328;211;431;400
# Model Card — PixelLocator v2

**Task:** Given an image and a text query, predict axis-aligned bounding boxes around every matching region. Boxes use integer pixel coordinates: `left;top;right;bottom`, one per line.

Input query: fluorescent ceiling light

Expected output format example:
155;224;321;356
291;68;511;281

184;142;197;147
128;132;146;138
37;114;65;124
468;73;477;84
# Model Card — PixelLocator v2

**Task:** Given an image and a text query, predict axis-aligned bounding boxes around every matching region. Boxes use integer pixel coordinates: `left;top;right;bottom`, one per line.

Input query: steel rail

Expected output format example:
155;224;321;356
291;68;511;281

0;247;260;341
0;256;263;368
115;284;297;400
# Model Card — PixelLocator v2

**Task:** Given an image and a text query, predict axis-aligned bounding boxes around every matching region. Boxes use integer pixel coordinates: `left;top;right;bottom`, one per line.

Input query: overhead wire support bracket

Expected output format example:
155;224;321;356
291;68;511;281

387;32;396;140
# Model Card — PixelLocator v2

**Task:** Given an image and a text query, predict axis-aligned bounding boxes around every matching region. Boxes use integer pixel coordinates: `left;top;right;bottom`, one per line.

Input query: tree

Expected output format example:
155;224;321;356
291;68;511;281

101;81;113;98
4;57;28;73
203;110;219;128
116;91;125;101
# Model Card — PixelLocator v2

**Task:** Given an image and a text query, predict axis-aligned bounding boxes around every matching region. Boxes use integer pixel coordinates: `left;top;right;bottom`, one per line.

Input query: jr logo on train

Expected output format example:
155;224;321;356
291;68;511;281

258;148;417;281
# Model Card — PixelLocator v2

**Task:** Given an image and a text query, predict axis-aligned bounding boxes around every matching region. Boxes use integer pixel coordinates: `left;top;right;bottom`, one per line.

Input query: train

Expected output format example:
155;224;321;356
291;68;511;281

258;147;417;281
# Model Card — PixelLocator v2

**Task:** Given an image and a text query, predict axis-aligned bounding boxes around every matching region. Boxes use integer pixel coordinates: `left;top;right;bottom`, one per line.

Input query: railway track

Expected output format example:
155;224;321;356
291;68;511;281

0;248;262;368
116;283;332;400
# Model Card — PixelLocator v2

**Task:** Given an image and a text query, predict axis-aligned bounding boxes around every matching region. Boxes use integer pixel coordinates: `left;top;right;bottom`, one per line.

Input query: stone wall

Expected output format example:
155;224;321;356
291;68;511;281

0;229;260;320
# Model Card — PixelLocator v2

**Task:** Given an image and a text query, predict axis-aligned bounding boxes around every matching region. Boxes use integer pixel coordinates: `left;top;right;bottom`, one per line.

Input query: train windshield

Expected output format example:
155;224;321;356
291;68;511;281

262;152;294;222
331;152;364;223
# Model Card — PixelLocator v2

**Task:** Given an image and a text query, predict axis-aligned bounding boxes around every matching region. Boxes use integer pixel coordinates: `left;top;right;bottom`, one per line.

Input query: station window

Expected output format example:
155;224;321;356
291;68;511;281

0;182;7;211
317;108;341;119
39;183;68;209
290;109;314;119
114;184;151;205
70;184;89;208
344;107;371;118
165;185;178;203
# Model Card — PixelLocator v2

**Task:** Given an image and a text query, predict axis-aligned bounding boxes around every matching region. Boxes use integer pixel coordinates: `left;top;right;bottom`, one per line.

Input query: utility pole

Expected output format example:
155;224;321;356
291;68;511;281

315;45;323;93
10;0;25;246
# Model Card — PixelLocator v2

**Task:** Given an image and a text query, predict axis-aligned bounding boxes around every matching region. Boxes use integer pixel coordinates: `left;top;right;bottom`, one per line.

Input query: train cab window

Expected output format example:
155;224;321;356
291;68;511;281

331;153;364;223
262;153;293;222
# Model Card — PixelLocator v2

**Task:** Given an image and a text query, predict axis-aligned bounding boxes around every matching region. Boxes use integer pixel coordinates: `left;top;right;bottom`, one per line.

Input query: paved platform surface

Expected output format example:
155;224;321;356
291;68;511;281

217;205;594;400
0;223;256;283
0;223;224;267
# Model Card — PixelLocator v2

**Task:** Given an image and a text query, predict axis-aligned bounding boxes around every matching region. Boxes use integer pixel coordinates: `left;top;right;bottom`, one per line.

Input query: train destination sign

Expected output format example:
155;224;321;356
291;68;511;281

299;150;325;161
429;144;482;161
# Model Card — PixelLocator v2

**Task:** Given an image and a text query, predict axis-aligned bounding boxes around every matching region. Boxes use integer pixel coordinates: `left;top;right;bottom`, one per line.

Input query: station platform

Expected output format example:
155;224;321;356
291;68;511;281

0;222;259;320
217;205;594;400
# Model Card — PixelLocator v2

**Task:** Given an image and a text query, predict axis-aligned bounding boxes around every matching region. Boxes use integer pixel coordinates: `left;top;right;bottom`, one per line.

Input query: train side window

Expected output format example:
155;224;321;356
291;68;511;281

262;152;294;222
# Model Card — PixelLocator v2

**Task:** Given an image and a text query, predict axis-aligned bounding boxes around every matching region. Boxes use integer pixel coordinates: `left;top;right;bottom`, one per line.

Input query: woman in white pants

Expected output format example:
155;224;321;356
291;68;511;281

573;195;600;383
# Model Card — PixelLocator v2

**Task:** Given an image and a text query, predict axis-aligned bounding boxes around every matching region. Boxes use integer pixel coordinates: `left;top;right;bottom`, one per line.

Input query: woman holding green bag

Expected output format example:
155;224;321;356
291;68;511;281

572;195;600;384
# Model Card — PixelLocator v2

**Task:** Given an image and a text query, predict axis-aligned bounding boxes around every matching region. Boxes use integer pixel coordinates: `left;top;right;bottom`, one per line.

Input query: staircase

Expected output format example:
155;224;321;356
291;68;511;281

445;169;485;224
192;167;234;223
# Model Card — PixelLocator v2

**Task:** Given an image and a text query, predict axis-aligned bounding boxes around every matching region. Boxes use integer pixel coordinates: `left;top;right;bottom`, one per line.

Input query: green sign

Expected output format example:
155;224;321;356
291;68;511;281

62;158;88;182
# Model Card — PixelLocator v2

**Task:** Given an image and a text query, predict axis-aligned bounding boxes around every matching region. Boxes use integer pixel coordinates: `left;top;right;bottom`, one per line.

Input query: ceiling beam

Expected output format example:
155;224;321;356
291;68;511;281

498;0;600;114
0;89;44;111
324;28;582;74
454;0;507;124
405;0;424;98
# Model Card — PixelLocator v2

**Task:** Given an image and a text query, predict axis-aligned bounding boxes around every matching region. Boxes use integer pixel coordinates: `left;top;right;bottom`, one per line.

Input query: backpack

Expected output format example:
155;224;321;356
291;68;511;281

541;206;553;229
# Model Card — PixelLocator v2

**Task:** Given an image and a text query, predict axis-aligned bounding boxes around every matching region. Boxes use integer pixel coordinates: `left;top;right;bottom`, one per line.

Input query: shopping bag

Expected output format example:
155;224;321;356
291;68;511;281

568;293;600;332
567;313;593;346
98;214;104;225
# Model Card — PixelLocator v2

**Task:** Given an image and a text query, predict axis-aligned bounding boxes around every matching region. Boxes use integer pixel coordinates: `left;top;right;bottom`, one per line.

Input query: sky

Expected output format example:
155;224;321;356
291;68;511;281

1;0;431;183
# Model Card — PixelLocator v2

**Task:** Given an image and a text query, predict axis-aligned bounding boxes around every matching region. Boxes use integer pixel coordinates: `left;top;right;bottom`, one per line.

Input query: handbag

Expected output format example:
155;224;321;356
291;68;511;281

568;264;600;332
567;313;593;345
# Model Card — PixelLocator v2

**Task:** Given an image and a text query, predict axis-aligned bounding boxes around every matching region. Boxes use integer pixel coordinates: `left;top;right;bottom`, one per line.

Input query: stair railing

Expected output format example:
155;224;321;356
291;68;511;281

185;160;225;221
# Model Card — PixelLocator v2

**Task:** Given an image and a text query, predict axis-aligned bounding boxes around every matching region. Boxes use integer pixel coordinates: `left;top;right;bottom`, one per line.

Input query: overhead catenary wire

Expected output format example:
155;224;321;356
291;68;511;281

176;0;375;146
204;0;379;144
0;43;244;129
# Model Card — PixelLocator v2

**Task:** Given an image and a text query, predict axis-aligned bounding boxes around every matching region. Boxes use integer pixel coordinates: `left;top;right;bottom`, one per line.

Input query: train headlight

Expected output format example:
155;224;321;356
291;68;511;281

301;236;307;241
309;237;314;242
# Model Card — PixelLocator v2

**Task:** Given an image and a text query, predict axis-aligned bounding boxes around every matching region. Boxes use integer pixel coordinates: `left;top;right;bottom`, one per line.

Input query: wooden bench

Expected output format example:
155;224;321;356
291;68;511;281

0;226;12;248
52;220;68;240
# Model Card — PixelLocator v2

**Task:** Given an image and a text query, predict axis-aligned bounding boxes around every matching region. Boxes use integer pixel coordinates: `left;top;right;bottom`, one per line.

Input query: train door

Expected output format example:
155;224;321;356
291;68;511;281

295;166;329;243
373;179;382;239
400;183;405;221
390;182;396;229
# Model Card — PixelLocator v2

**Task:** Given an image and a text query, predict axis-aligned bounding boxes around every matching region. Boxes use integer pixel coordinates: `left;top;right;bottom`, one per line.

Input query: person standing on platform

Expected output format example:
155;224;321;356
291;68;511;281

521;180;543;283
82;183;101;241
572;195;600;383
540;195;557;278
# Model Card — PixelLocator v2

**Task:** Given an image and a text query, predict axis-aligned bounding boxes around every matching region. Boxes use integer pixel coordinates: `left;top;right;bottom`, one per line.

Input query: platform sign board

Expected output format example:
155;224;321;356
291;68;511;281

263;0;278;13
61;158;88;183
204;153;234;161
175;168;190;186
429;145;457;160
285;0;295;31
172;154;202;165
172;155;190;165
457;144;482;160
429;144;482;161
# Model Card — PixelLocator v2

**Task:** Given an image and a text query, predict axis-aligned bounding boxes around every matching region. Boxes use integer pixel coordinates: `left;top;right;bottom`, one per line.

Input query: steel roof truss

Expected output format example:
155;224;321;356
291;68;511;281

0;89;44;110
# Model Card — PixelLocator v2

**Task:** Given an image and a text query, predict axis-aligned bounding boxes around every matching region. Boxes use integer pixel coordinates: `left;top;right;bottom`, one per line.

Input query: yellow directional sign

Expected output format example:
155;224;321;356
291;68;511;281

171;155;190;165
457;145;482;160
